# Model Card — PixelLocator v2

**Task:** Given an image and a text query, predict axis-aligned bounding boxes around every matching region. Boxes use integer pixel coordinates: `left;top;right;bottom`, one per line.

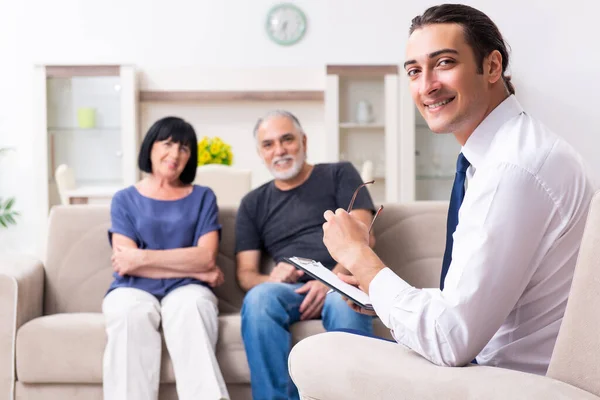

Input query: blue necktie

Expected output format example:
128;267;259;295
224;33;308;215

440;153;470;290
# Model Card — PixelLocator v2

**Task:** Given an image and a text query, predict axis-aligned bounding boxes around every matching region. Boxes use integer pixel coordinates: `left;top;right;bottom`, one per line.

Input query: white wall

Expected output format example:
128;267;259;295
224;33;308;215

0;0;598;257
140;99;325;188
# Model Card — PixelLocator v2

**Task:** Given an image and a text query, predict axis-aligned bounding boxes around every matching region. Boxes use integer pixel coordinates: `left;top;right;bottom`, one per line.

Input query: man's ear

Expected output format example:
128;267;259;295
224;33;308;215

302;133;308;158
486;50;503;84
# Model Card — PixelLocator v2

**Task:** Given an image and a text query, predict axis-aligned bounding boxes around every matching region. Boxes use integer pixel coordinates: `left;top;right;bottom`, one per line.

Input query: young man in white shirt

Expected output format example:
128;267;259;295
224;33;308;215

320;3;595;375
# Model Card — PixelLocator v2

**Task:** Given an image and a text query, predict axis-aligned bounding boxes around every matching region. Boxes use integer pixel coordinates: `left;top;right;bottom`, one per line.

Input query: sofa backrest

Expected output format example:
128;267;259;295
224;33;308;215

44;205;113;315
43;205;249;315
43;201;448;315
547;191;600;396
372;201;447;289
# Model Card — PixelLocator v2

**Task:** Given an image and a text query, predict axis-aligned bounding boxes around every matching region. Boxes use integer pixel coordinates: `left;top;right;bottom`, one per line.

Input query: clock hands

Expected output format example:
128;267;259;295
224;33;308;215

279;20;288;39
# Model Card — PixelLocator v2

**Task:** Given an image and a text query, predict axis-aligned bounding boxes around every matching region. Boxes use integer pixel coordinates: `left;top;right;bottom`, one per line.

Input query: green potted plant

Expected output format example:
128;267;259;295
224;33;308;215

0;147;18;228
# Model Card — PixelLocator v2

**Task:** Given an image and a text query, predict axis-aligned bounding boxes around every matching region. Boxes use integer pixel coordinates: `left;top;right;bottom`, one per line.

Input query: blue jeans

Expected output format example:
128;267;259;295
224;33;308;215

241;282;373;400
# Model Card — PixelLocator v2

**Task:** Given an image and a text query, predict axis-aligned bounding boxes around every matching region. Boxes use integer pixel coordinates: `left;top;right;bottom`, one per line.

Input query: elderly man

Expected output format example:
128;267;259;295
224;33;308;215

235;110;377;400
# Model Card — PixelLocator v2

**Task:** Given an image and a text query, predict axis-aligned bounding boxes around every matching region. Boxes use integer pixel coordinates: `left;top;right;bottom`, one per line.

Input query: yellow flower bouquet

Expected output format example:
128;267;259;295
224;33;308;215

197;136;234;166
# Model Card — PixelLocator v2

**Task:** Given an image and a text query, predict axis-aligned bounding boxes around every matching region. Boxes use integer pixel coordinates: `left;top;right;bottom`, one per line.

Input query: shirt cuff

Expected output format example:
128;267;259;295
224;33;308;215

369;267;413;329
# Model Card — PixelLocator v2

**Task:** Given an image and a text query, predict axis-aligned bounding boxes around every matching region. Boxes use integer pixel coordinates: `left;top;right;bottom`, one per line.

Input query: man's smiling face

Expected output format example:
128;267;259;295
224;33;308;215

405;23;491;136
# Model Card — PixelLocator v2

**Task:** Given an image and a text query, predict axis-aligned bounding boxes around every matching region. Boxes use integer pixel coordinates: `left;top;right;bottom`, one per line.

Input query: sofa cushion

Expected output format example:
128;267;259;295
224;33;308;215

16;313;249;384
290;318;393;342
289;332;600;400
16;312;393;384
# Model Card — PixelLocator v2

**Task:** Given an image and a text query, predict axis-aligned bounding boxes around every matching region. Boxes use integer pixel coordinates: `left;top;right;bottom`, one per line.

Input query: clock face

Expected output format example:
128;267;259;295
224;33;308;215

266;3;307;46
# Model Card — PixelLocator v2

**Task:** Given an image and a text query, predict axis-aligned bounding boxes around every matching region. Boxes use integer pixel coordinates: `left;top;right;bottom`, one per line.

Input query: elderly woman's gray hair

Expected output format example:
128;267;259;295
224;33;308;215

252;110;305;138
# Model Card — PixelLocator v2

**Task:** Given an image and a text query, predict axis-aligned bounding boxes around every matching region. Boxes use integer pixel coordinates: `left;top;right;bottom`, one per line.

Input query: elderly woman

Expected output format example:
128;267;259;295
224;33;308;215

102;116;229;400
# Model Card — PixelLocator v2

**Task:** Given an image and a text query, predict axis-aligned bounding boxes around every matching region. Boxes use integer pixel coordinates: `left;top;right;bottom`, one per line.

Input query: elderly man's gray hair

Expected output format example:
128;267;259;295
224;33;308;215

253;110;305;138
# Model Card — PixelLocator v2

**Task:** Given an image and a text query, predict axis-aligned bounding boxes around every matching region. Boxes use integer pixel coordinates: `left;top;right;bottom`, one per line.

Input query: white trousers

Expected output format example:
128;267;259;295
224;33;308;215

102;284;230;400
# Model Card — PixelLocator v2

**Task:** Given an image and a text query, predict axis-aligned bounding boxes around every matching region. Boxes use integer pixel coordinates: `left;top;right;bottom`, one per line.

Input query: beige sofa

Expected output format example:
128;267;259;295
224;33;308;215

289;192;600;400
0;201;448;400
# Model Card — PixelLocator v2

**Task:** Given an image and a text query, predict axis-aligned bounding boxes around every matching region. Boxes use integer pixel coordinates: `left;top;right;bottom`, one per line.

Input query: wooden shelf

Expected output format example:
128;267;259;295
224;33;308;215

327;65;398;77
139;90;325;102
339;122;385;129
48;127;120;132
45;65;121;78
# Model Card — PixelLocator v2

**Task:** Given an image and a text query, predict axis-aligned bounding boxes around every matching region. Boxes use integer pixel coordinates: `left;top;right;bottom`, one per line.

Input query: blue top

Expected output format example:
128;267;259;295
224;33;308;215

106;184;221;299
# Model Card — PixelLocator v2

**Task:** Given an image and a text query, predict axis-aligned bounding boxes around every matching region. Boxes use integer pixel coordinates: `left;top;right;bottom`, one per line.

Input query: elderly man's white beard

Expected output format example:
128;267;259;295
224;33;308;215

269;150;306;181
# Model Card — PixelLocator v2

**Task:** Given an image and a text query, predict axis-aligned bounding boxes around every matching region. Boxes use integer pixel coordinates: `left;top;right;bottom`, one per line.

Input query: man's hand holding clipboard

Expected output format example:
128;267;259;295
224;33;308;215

283;256;375;312
334;273;378;316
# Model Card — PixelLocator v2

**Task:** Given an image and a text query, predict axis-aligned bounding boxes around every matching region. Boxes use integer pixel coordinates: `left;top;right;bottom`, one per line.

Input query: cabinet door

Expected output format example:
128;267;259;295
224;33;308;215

413;107;460;201
46;74;123;186
399;73;460;201
325;65;400;205
119;65;139;186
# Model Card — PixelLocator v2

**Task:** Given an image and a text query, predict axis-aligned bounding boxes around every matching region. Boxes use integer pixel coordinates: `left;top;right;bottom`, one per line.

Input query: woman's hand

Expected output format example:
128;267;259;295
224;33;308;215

112;246;145;276
194;266;225;287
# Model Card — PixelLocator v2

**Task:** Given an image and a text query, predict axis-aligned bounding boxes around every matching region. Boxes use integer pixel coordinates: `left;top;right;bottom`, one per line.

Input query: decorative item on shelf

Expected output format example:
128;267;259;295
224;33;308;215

355;100;374;124
77;107;96;129
266;3;307;46
197;136;233;166
360;160;374;182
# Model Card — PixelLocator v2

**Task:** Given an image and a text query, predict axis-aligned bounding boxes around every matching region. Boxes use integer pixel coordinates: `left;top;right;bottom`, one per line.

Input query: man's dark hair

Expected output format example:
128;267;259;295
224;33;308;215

138;116;198;184
410;4;515;95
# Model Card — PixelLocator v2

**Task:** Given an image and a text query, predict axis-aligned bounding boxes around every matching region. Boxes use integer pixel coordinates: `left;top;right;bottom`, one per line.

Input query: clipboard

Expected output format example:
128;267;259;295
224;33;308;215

283;256;374;311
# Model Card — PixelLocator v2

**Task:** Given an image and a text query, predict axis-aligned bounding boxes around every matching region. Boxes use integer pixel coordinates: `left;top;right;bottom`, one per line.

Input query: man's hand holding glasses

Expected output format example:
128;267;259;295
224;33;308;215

322;180;387;310
322;181;384;281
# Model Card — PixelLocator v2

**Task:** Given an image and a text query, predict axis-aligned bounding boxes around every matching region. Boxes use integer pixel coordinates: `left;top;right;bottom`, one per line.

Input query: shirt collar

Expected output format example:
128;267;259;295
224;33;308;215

461;95;524;169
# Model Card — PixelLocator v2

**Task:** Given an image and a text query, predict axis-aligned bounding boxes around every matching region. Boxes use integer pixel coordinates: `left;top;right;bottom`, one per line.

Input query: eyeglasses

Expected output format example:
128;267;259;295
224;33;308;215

347;180;384;233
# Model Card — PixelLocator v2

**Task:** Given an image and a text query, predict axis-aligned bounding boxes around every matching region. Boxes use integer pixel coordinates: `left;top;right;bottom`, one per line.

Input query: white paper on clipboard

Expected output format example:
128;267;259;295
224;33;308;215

286;256;373;310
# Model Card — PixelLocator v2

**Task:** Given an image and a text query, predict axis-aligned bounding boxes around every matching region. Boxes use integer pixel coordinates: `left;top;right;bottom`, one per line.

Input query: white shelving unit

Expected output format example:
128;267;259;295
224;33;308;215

325;65;400;205
338;122;385;129
33;65;139;250
414;108;460;200
398;72;461;202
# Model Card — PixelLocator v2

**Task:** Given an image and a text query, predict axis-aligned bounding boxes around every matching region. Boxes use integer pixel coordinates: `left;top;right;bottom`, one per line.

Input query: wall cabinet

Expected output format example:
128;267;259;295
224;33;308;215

33;65;138;239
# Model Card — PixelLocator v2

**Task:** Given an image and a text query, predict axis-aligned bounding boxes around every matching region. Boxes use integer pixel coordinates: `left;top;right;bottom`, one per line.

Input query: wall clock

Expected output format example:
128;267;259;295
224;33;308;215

266;3;307;46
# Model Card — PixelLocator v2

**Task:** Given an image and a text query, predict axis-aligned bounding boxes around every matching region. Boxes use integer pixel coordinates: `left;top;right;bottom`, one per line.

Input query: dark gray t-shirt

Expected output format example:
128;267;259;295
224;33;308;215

235;162;375;278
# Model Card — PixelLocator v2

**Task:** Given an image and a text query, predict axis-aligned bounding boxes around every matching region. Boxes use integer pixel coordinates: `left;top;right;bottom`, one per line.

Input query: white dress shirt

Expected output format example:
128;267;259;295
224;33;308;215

369;95;596;375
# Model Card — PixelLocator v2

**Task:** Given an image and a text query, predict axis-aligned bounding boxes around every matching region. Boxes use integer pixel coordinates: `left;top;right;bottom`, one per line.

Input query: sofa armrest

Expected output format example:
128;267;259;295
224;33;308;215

289;332;599;400
0;255;44;399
